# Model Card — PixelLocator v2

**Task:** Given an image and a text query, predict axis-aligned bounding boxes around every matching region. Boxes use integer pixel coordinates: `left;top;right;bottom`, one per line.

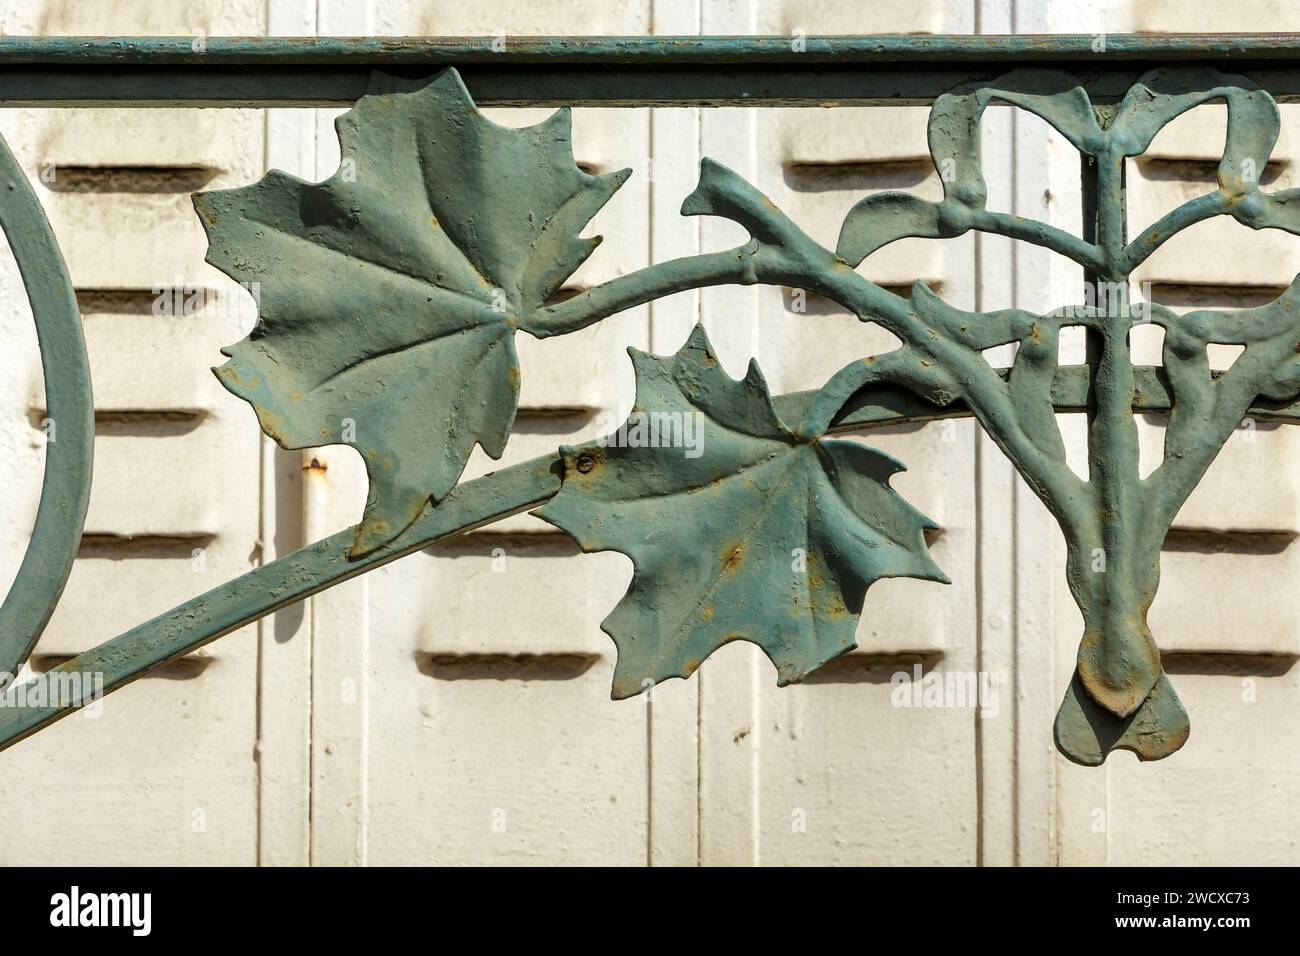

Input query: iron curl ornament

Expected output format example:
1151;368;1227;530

4;45;1300;768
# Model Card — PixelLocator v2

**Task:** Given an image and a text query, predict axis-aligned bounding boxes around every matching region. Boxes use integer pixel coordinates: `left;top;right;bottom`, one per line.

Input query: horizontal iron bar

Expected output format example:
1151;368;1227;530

6;35;1300;106
11;35;1300;64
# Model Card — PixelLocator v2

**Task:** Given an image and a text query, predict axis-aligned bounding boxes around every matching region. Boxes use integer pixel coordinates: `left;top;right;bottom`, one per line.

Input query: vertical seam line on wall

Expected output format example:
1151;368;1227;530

645;72;656;870
255;0;273;866
972;333;986;866
746;0;760;868
972;0;986;872
256;361;277;863
977;0;982;874
305;0;322;868
1009;84;1022;870
694;0;704;868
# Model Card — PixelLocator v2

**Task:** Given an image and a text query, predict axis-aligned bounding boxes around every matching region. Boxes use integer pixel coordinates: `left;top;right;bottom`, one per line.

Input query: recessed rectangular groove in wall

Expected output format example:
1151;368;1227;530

29;653;214;680
542;284;588;307
1162;528;1296;555
511;407;598;429
783;159;932;193
415;652;599;682
28;409;208;433
76;288;209;316
92;410;207;437
1147;283;1291;310
1135;158;1287;186
41;165;220;193
427;531;578;559
838;419;939;437
1140;412;1280;434
77;533;216;560
800;651;942;684
783;284;937;315
1161;651;1296;677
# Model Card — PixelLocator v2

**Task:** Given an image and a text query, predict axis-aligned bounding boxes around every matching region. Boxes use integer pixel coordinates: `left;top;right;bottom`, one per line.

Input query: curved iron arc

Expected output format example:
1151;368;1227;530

0;131;93;678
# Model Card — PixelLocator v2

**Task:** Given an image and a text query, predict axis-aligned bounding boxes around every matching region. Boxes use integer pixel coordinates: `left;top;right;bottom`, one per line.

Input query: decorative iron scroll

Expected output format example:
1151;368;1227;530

4;60;1300;767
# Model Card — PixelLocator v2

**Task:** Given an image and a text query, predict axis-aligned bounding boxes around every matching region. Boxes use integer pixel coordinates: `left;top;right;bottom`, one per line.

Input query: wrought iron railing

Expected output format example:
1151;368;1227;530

2;35;1299;766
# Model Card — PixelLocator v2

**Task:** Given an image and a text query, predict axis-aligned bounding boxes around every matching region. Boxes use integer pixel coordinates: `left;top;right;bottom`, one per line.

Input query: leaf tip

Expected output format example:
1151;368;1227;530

680;157;732;217
609;677;644;701
682;320;716;354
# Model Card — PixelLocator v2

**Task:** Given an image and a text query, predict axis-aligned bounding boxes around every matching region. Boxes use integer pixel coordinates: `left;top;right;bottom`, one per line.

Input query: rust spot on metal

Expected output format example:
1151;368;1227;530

722;543;744;572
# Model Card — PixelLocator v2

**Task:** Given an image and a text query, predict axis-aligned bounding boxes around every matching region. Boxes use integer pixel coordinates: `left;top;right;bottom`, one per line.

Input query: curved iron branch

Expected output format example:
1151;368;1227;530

0;456;561;751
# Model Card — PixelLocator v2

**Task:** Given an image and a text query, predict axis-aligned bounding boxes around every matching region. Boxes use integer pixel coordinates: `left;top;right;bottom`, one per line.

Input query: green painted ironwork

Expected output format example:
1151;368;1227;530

194;70;629;555
2;37;1300;768
8;34;1300;107
0;129;93;680
538;325;947;700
